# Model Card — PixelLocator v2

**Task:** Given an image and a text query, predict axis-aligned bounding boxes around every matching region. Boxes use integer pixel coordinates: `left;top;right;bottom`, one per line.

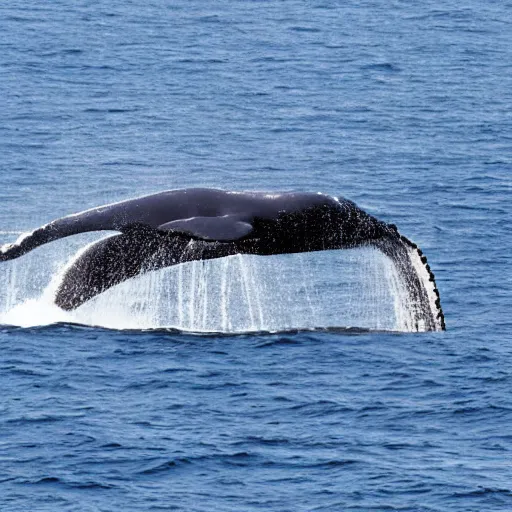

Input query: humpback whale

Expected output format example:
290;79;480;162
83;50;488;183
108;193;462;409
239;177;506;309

0;188;445;331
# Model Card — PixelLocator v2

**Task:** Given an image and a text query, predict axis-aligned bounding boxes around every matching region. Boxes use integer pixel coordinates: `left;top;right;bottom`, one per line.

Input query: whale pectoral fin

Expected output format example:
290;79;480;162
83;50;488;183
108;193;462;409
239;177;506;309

372;236;445;332
54;232;190;311
157;215;254;242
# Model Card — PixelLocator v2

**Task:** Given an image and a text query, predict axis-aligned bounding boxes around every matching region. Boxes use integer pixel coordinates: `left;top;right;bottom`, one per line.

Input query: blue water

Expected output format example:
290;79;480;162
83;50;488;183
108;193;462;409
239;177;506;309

1;1;511;510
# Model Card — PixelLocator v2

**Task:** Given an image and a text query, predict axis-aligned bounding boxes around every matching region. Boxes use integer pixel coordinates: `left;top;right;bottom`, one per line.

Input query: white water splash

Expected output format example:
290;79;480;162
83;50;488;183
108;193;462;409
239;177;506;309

0;235;423;332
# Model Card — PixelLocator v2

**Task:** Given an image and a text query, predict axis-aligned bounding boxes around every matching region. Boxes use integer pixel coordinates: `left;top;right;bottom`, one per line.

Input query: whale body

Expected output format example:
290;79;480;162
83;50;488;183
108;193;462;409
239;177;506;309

0;188;445;331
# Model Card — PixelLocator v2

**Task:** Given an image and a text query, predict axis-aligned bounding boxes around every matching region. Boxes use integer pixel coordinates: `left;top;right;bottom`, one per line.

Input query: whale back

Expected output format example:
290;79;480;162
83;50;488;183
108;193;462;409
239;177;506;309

1;190;340;261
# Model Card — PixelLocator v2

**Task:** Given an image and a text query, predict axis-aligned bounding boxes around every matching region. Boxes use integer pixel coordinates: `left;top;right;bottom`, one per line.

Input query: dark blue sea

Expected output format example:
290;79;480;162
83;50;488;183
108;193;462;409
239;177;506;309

1;1;511;510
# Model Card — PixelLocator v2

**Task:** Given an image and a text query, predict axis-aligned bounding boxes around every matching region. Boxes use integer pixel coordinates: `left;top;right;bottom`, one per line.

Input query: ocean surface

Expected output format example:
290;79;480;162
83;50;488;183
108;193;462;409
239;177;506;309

1;1;511;510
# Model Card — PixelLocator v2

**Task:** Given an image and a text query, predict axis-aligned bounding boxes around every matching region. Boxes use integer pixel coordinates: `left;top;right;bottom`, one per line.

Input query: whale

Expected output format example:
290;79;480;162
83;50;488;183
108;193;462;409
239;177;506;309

0;188;445;331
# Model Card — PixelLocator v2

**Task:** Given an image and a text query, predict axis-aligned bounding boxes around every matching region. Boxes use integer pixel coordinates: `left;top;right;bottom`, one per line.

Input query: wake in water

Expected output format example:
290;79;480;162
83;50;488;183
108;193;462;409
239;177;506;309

0;236;430;333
